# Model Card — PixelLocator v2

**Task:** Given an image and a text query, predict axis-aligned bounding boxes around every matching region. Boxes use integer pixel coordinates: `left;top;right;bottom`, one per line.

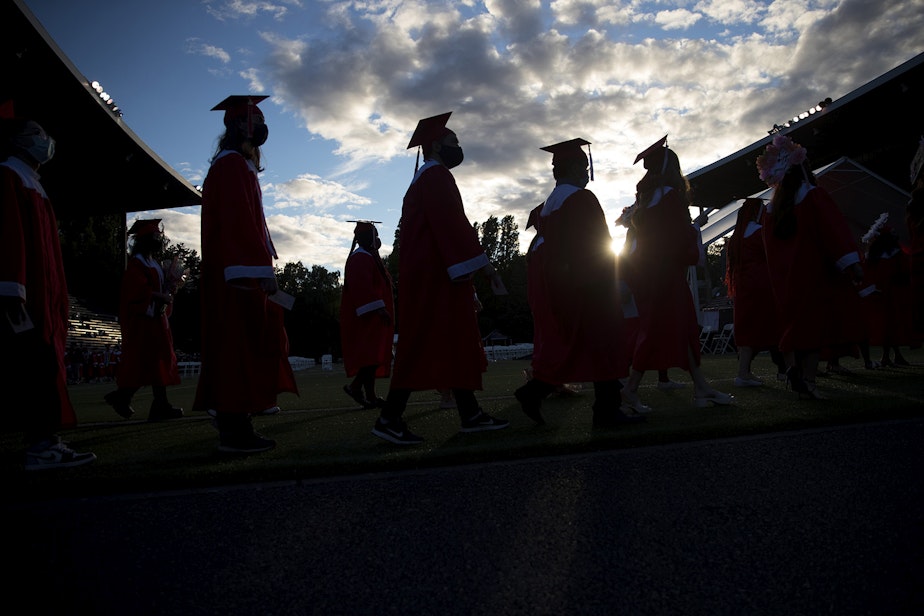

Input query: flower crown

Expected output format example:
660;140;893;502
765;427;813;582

756;134;807;186
861;212;890;244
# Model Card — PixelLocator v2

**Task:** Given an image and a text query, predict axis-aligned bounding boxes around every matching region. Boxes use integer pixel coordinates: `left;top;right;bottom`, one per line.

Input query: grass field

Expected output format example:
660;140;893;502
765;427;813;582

3;349;923;500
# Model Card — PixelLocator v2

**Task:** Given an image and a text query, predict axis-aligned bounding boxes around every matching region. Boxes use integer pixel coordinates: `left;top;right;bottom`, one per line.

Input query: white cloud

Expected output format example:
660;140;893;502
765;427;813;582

186;38;231;63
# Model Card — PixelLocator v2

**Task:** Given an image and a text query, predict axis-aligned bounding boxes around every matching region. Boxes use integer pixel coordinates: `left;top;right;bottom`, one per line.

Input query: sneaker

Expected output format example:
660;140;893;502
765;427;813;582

656;380;686;391
620;390;652;414
460;410;509;433
217;431;276;454
255;405;282;416
371;418;424;445
734;376;763;387
104;391;135;419
25;438;96;470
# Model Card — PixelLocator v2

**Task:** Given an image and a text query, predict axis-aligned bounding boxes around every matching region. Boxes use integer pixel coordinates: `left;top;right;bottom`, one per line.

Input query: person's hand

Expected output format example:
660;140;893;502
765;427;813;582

376;308;392;326
259;277;279;295
847;263;863;284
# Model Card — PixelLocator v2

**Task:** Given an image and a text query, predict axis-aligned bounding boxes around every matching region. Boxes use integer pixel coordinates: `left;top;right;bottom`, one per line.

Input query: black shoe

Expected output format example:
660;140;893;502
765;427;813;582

149;402;184;421
785;366;810;395
344;385;377;409
460;410;509;433
514;385;545;425
104;391;135;419
218;431;276;454
371;418;424;445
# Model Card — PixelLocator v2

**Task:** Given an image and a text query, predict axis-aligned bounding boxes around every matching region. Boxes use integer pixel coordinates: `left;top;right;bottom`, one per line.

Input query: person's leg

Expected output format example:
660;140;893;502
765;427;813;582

454;388;509;432
372;388;423;444
104;386;139;419
514;378;556;425
688;345;734;406
344;366;378;408
149;385;183;420
621;368;651;413
592;380;644;428
216;412;274;453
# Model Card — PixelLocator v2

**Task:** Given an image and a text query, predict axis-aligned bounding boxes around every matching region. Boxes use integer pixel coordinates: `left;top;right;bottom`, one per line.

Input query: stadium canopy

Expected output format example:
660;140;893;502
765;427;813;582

0;0;201;216
700;157;911;248
688;52;924;217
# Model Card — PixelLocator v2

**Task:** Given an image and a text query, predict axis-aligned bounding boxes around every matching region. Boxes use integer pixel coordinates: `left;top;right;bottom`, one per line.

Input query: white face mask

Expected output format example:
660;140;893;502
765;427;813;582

15;121;56;164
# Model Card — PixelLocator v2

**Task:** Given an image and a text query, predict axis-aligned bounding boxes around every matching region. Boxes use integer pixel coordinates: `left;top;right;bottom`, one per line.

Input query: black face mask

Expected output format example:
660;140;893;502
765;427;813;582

440;145;464;169
251;123;269;147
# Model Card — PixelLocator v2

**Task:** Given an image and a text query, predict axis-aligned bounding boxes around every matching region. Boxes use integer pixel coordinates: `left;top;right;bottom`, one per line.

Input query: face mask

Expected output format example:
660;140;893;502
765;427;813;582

250;123;269;147
440;144;464;169
16;123;55;164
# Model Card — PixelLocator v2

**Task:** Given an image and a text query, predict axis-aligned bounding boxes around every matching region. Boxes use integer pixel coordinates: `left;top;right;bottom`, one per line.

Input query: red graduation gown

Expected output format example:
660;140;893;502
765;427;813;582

862;250;912;347
0;158;75;427
627;187;702;371
761;184;861;353
116;255;180;387
340;248;394;378
390;161;487;391
193;150;297;414
728;222;780;349
528;184;626;384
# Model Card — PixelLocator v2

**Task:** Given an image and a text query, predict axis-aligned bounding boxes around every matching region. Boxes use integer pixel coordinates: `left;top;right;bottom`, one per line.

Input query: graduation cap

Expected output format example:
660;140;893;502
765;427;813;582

347;219;382;235
634;134;667;165
541;138;594;181
211;95;269;127
407;112;453;150
127;218;163;236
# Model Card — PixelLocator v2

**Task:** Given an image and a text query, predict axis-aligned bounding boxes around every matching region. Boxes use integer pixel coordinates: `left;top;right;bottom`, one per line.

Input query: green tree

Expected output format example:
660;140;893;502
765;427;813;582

276;262;342;358
161;240;201;354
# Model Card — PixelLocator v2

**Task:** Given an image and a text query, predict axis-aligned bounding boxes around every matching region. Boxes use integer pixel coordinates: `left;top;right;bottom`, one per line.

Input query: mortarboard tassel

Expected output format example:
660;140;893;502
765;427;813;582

587;144;594;182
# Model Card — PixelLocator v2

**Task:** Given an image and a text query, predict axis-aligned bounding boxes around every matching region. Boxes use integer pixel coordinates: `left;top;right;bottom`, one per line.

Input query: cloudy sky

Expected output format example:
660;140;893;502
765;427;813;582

25;0;924;273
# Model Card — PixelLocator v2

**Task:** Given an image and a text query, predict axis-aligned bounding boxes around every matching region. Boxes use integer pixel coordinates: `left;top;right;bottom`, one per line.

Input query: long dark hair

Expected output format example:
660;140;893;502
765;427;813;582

770;161;816;240
725;198;763;296
211;123;263;171
632;148;692;229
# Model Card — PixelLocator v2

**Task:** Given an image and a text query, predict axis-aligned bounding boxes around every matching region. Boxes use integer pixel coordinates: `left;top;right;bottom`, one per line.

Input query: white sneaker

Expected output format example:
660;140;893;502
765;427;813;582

25;439;96;471
621;391;652;414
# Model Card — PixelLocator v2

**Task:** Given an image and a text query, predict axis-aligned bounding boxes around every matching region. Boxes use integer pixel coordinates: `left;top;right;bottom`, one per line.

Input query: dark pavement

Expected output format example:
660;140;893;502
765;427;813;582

8;418;924;615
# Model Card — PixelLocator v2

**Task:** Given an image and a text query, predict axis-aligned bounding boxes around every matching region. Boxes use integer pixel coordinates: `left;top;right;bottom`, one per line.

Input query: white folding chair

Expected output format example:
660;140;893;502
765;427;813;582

712;324;735;354
699;326;716;354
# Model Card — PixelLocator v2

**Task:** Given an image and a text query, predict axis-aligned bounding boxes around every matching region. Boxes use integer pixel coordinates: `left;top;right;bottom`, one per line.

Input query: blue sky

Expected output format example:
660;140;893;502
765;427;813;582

24;0;924;273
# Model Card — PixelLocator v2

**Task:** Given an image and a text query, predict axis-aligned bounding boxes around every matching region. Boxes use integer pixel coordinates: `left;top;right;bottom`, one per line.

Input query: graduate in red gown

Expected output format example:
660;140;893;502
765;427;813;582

907;138;924;348
0;102;95;469
193;95;297;454
372;112;508;445
622;136;733;411
340;221;394;409
756;134;863;398
860;214;912;366
515;138;642;428
104;219;183;421
725;198;786;385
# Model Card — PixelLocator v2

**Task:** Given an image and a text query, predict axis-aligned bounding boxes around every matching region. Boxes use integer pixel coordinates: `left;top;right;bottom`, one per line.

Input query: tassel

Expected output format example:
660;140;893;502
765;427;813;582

587;144;594;182
414;146;421;175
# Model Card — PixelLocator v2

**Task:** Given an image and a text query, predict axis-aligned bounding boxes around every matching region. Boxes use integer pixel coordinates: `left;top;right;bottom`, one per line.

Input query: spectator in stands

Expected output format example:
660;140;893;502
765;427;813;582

0;100;95;469
515;138;643;428
193;95;298;454
104;219;183;421
621;136;733;411
725;197;787;385
372;112;508;444
340;221;393;409
756;134;863;399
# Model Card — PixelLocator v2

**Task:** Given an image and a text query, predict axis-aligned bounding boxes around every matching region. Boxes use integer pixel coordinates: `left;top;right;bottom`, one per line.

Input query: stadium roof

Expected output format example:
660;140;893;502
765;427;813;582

0;0;201;216
688;52;924;211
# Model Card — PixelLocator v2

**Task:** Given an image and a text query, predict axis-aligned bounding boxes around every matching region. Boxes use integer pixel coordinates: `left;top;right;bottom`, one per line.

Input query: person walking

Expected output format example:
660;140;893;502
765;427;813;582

515;138;643;428
340;220;394;409
104;219;184;421
372;112;508;444
621;136;733;412
193;95;298;453
0;100;95;469
756;134;863;398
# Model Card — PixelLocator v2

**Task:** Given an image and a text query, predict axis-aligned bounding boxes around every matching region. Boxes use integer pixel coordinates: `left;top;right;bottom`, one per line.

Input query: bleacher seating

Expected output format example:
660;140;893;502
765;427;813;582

67;295;121;351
